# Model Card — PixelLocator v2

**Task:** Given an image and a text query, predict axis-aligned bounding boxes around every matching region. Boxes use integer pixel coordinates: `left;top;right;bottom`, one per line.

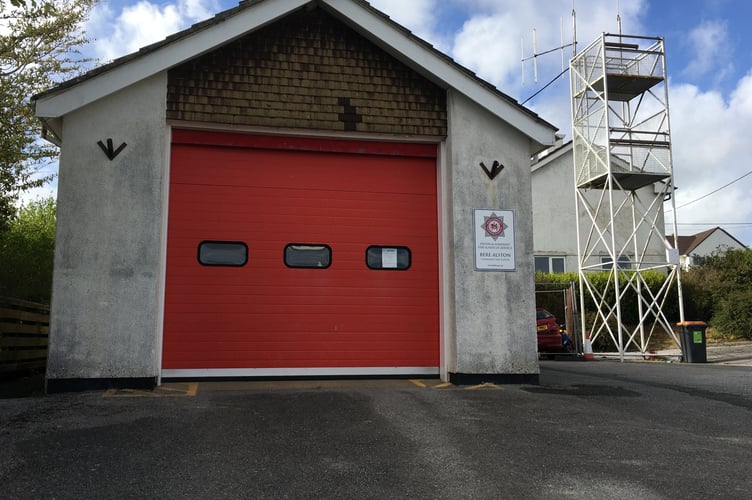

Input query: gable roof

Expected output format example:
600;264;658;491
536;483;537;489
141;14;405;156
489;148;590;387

32;0;557;148
531;138;571;173
530;139;633;174
667;227;747;255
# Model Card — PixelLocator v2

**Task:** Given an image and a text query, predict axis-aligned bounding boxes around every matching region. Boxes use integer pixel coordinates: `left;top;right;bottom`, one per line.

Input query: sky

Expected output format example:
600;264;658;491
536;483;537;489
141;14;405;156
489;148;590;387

31;0;752;246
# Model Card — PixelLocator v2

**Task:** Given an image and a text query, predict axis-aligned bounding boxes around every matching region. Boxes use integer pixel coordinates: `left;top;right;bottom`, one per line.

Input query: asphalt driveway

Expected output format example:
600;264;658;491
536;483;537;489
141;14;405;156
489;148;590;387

2;359;751;499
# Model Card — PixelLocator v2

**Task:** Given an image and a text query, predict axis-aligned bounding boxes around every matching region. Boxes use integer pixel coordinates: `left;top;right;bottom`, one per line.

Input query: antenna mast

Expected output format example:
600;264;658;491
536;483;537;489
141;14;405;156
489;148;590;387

521;3;577;84
617;0;622;36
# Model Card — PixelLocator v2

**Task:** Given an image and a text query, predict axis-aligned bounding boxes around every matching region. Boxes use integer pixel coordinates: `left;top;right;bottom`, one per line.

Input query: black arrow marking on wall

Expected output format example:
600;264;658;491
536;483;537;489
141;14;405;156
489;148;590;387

480;160;504;180
97;138;127;160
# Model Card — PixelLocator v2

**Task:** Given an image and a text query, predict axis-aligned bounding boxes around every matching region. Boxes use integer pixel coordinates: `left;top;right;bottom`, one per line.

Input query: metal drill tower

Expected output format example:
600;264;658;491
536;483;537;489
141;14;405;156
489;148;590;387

569;34;684;359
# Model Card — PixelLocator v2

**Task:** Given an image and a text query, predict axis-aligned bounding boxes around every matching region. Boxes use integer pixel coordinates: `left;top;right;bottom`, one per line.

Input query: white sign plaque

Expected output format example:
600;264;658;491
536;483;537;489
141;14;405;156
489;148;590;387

382;248;398;269
473;209;516;271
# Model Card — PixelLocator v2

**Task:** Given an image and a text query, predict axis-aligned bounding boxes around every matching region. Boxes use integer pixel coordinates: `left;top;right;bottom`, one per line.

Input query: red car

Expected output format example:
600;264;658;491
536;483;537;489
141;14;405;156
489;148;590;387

536;308;566;353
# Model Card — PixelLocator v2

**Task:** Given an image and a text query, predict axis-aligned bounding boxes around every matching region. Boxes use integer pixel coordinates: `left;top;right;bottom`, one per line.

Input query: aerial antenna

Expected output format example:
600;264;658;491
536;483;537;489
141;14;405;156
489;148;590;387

521;2;577;84
560;17;565;70
617;0;622;36
572;0;577;56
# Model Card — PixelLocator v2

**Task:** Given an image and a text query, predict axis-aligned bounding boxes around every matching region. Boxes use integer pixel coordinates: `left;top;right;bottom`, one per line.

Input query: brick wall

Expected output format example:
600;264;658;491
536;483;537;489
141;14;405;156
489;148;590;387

167;7;447;136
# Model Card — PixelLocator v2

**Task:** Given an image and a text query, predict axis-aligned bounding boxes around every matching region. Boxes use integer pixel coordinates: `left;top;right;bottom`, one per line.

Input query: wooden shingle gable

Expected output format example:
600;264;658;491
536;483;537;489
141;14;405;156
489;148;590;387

167;8;447;136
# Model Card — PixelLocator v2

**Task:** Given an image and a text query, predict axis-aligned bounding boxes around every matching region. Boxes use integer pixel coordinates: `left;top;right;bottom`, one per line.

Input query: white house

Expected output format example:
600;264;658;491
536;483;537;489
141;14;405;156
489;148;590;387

32;0;557;391
667;227;747;270
531;140;669;274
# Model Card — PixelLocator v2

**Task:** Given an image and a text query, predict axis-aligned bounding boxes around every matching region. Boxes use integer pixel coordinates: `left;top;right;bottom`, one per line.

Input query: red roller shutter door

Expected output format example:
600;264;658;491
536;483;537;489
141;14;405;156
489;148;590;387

162;130;439;373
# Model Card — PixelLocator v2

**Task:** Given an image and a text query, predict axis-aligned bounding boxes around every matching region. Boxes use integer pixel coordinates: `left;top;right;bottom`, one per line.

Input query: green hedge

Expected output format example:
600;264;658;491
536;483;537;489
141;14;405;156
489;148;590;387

538;249;752;340
536;270;682;350
536;270;679;325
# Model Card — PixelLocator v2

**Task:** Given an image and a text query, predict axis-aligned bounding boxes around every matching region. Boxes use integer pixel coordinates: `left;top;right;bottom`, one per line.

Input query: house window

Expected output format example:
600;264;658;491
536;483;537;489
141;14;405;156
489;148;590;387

284;244;331;268
601;255;631;270
198;241;248;267
535;256;565;274
366;246;411;270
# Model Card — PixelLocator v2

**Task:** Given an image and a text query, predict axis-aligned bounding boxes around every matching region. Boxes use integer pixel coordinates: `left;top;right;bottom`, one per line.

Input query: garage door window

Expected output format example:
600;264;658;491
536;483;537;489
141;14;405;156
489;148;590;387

366;246;411;270
198;241;248;266
285;244;331;268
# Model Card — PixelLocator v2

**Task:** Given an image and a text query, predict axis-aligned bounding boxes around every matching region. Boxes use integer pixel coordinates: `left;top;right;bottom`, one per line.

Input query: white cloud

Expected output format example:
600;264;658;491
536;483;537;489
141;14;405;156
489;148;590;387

367;0;435;32
367;0;449;50
728;68;752;114
86;0;220;63
450;0;648;99
178;0;218;20
682;19;733;84
668;72;752;244
452;11;522;90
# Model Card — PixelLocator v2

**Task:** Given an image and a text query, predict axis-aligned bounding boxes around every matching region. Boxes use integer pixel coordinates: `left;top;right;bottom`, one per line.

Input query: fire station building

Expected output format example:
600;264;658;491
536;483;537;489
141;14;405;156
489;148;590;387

33;0;557;391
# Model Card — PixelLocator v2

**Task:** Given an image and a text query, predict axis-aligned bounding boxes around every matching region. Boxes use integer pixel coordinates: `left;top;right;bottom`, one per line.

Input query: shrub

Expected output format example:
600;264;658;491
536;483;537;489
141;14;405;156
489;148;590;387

682;248;752;339
0;197;56;303
711;289;752;340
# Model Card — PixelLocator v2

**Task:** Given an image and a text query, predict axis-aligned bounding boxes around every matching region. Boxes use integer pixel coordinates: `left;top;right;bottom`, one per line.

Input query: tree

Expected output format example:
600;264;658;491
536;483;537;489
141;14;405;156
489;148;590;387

682;248;752;339
0;0;94;231
0;197;56;302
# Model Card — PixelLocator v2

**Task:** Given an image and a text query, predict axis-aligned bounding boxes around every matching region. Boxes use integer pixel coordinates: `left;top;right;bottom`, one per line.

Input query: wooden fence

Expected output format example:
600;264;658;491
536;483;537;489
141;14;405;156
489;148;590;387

0;297;50;376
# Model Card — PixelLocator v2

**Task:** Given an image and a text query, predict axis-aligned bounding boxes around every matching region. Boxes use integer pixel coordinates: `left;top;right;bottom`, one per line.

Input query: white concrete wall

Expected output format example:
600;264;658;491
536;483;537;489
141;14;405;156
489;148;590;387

444;90;539;379
531;150;579;273
532;147;668;273
47;73;167;381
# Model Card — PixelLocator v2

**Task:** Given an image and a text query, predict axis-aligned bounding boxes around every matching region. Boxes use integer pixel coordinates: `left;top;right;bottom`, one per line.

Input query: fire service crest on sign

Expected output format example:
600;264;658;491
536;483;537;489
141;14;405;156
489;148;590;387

473;209;516;271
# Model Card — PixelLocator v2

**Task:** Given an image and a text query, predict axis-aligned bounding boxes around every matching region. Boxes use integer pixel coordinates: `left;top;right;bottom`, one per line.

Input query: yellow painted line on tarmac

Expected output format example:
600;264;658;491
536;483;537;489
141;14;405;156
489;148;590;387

410;380;454;389
431;382;453;389
103;382;198;398
103;388;154;398
156;383;198;396
465;383;502;390
182;382;199;396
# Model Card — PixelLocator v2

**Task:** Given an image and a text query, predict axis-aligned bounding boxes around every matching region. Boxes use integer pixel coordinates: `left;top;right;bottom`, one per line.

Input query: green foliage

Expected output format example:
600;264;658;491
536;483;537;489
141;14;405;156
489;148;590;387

0;197;55;302
0;0;94;231
682;248;752;339
711;289;752;340
538;250;752;341
536;270;679;324
534;272;579;286
680;270;714;322
534;272;578;321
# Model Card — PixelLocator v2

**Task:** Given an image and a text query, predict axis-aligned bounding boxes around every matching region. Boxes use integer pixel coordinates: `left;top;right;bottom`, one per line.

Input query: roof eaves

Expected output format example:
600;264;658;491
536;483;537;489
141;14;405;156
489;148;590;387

712;227;748;249
688;226;748;253
685;227;717;254
34;0;255;102
679;235;698;255
531;140;572;171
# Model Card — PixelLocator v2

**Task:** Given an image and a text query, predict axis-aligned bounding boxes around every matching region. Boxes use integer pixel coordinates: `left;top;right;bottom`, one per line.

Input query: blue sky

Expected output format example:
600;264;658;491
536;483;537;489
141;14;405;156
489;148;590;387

36;0;752;245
